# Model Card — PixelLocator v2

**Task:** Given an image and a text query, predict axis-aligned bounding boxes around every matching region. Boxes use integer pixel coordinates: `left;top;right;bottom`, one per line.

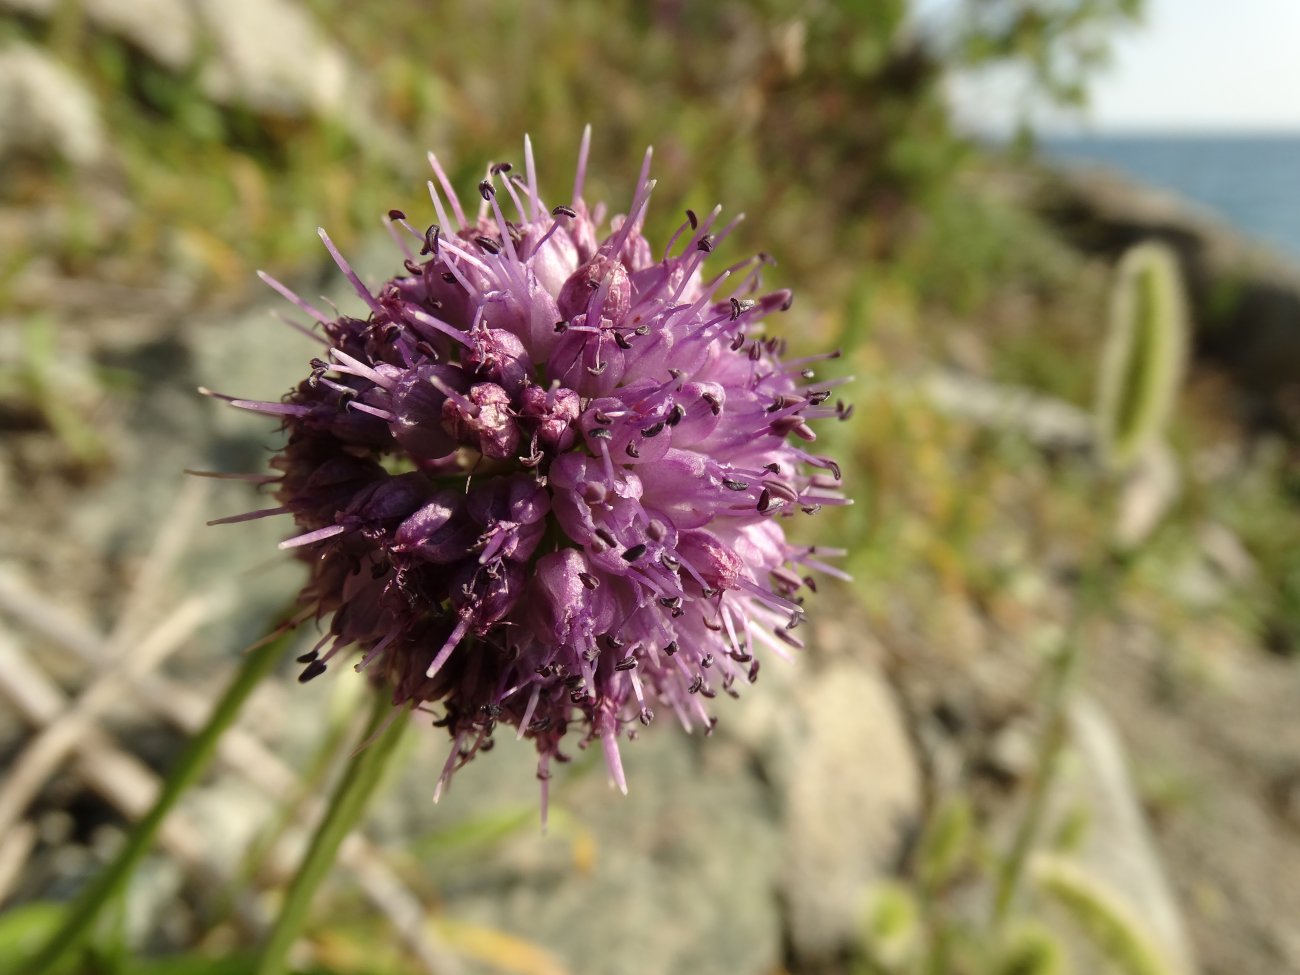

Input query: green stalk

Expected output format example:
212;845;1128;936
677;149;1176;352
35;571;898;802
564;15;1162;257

991;635;1079;925
254;689;408;975
17;637;284;975
992;565;1106;926
234;699;357;898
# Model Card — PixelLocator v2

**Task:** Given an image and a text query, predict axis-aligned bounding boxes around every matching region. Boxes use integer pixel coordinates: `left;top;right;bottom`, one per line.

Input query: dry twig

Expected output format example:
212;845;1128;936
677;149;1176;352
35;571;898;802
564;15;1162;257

0;630;255;924
0;571;459;974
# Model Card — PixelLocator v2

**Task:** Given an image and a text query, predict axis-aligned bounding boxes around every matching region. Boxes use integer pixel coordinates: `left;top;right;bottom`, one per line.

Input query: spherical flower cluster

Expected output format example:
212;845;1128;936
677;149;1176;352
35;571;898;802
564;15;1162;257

207;131;849;810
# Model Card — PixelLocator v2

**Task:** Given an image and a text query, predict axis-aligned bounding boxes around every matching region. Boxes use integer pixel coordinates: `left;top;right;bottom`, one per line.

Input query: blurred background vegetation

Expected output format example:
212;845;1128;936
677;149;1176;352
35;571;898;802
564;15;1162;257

2;1;1299;974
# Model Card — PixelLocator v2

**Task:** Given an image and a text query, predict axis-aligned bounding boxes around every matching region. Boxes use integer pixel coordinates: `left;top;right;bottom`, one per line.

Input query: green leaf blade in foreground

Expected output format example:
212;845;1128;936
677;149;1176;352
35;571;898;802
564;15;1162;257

254;690;409;975
13;637;285;975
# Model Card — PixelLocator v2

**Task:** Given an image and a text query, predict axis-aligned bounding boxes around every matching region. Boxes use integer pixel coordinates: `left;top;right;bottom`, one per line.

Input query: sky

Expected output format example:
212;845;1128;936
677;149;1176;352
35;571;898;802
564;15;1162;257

932;0;1300;134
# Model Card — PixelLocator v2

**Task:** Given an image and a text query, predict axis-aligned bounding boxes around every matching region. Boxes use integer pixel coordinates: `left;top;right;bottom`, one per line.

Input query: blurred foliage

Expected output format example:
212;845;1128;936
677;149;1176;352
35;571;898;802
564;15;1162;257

1204;439;1300;655
1030;855;1172;975
0;0;1145;301
0;315;111;468
953;0;1145;110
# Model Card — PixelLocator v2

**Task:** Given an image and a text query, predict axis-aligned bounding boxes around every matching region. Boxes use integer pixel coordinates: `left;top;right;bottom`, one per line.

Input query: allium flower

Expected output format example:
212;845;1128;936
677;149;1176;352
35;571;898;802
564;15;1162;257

206;130;849;812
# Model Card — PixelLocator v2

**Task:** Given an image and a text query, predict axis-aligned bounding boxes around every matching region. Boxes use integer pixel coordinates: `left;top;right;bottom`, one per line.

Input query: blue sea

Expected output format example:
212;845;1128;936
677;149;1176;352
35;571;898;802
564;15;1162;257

1042;135;1300;261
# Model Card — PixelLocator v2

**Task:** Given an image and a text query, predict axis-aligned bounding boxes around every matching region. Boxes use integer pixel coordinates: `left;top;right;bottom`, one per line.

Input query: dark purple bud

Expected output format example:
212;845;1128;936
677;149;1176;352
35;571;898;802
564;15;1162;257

389;365;464;462
393;490;476;563
341;472;430;532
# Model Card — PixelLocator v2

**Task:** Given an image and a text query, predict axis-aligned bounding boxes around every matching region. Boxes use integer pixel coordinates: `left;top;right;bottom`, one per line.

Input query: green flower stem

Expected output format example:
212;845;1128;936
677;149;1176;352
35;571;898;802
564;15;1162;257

17;637;284;975
992;638;1078;925
993;564;1108;926
254;689;408;975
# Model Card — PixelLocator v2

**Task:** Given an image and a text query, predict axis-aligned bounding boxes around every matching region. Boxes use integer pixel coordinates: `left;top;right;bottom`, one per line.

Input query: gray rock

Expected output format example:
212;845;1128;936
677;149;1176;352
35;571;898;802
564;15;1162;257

726;613;922;964
0;0;354;120
0;0;196;71
985;718;1039;784
922;368;1093;451
0;43;106;166
774;658;923;963
423;723;784;975
193;0;350;118
1194;521;1255;586
87;0;198;71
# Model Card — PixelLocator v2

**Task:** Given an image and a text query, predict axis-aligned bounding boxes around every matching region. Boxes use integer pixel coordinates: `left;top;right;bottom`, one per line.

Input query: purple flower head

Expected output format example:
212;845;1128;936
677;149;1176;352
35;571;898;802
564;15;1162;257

207;130;850;814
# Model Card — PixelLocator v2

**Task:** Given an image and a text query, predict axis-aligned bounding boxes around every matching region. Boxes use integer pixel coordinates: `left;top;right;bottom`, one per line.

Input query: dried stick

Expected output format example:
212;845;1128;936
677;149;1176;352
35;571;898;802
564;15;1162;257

0;632;246;915
0;589;234;838
103;478;211;655
0;572;458;974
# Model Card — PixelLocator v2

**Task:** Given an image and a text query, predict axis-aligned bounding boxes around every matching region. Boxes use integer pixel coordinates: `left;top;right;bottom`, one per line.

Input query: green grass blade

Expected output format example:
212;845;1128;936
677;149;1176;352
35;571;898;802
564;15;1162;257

254;689;408;975
15;636;285;975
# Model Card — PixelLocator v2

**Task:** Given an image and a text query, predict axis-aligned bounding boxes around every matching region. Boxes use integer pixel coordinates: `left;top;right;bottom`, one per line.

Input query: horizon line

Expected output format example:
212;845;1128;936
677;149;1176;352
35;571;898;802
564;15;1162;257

966;125;1300;142
1040;126;1300;138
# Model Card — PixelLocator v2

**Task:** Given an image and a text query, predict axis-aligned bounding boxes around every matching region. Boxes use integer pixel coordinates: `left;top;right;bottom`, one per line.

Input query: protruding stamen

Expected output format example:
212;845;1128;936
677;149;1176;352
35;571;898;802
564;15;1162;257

601;727;628;796
273;310;329;345
278;524;346;550
796;555;852;582
517;684;542;740
329;348;394;388
486;194;523;274
426;179;454;234
605;169;656;257
184;469;280;484
347;400;395;421
573;124;592;205
502;174;530;223
427;373;478;416
198;388;312;417
207;506;290;526
405;306;474;347
433;732;466;804
257;270;330;324
427;151;467;228
355;630;399;673
426;615;472;678
383;210;416;262
318;229;385;318
523;133;542;221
